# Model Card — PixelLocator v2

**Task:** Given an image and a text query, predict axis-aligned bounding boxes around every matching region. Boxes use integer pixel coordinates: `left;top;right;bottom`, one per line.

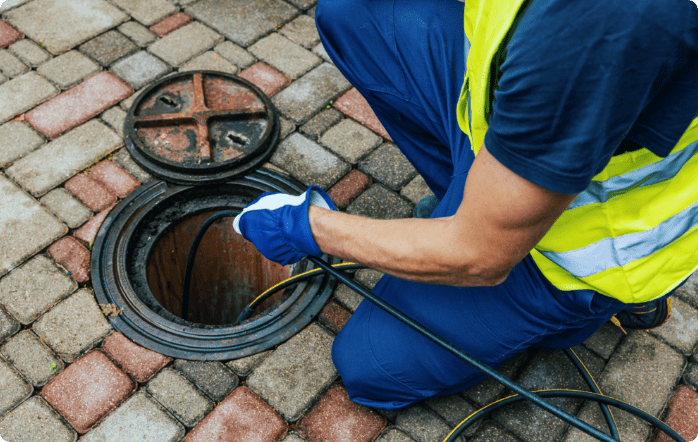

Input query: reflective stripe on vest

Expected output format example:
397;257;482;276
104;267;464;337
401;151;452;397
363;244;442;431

457;0;698;303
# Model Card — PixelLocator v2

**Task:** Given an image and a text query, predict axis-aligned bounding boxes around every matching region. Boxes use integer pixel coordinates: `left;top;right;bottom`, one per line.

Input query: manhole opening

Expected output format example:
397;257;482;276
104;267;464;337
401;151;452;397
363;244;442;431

147;210;293;326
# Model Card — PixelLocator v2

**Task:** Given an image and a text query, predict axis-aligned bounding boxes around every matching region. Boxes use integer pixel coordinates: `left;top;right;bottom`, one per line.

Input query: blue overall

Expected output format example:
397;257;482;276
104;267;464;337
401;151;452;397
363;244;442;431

315;0;695;410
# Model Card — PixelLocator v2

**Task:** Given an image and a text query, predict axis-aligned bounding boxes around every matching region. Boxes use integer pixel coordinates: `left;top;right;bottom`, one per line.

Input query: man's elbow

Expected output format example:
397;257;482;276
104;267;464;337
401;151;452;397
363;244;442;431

453;260;512;287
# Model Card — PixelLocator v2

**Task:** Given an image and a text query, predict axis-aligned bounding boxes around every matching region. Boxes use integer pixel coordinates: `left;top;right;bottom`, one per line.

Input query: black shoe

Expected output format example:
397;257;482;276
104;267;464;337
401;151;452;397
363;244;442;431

413;195;439;219
612;298;672;331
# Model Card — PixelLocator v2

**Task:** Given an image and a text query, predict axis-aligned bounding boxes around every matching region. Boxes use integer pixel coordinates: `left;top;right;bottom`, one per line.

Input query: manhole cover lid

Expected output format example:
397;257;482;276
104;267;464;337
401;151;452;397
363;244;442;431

124;70;279;185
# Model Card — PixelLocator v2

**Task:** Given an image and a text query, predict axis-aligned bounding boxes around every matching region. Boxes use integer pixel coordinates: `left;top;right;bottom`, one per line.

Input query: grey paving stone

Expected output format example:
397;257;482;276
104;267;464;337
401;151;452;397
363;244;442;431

313;42;332;63
110;50;171;90
396;405;462;442
173;360;239;402
147;368;213;428
561;399;649;442
675;271;698;309
270;133;350;189
6;120;122;197
226;350;272;377
81;392;184;442
249;33;320;79
0;176;67;278
425;394;480;438
649;296;698;355
0;0;32;12
40;188;93;229
214;41;256;69
280;116;296;139
79;30;138;67
319;119;382;164
179;50;238;74
0;50;29;78
400;175;435;205
356;268;384;289
333;284;363;313
0;72;7;85
4;0;128;55
0;254;77;325
359;142;418;190
683;363;698;390
0;71;59;124
110;0;178;26
273;63;351;125
1;330;64;386
36;50;101;90
186;0;299;48
300;108;343;140
0;396;76;442
376;428;416;442
346;184;413;220
282;432;308;442
8;39;51;68
470;421;523;442
167;0;198;6
32;289;113;363
120;87;145;110
100;106;127;136
247;322;338;421
279;15;320;49
464;351;530;408
0;358;31;417
0;121;45;168
492;347;604;442
0;307;20;344
118;21;157;47
113;148;153;183
148;21;223;67
583;321;625;361
287;0;317;10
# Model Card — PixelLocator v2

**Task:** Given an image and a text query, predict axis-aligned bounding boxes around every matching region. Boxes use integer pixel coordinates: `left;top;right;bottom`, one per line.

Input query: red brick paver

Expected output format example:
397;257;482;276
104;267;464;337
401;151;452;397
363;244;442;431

89;160;140;199
334;88;392;141
318;301;351;334
65;173;117;212
0;19;23;49
238;62;292;98
150;12;193;37
327;170;373;210
47;237;91;283
41;350;135;434
297;383;386;442
102;332;172;383
25;71;134;139
74;204;116;246
655;385;698;442
183;386;288;442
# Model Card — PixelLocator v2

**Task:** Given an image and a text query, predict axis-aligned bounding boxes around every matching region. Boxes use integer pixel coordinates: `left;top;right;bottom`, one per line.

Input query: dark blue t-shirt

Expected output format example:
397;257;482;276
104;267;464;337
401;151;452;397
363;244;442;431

484;0;698;194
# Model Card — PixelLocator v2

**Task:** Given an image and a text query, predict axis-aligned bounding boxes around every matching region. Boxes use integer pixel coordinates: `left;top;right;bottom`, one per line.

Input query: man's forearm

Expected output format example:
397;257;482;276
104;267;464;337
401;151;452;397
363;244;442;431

307;205;507;286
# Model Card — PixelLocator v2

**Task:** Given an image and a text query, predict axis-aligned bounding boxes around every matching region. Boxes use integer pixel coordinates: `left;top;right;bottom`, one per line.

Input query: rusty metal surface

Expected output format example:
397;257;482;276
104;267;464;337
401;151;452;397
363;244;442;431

124;71;279;185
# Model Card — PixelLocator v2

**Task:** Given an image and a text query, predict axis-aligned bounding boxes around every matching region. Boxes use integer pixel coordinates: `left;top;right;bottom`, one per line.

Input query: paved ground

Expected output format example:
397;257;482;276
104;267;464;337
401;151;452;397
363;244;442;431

1;1;698;441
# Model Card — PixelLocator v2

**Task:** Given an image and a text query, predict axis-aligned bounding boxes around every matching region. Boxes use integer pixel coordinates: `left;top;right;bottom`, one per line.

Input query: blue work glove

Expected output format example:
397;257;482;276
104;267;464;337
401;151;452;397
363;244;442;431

233;186;337;265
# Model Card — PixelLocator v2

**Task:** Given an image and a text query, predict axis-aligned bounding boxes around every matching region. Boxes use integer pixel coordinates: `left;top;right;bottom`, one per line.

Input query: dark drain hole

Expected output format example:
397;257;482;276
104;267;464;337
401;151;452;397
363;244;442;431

159;96;177;107
147;210;291;325
227;132;249;145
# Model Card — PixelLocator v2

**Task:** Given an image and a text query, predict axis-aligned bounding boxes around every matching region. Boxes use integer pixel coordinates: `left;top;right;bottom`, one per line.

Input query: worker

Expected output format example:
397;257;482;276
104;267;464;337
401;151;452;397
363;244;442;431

234;0;698;410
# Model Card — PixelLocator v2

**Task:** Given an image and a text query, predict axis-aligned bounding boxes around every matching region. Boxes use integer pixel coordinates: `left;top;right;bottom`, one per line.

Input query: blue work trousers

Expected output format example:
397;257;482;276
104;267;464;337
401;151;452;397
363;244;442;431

316;0;633;410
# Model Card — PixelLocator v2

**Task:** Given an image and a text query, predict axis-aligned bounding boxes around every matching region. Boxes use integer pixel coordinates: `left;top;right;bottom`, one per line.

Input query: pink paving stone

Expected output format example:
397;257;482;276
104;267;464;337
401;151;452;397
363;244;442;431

41;350;135;434
238;62;292;98
0;19;23;49
102;332;172;383
64;173;117;212
318;301;351;334
47;237;91;283
654;385;698;442
88;160;140;199
297;383;386;442
25;71;134;139
327;169;373;210
183;386;288;442
334;88;392;141
73;204;116;246
149;12;193;37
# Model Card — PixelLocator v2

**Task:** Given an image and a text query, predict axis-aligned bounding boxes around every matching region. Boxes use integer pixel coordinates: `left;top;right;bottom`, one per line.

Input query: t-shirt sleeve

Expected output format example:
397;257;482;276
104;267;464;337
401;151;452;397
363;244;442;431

484;0;698;195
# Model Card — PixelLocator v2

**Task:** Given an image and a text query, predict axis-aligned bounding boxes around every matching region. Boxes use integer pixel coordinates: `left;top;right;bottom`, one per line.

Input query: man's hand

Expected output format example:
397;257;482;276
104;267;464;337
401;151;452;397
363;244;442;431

233;186;337;265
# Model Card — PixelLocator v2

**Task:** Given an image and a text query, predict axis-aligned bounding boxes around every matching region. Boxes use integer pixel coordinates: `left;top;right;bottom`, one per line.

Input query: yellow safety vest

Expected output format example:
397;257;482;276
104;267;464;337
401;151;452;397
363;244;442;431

456;0;698;304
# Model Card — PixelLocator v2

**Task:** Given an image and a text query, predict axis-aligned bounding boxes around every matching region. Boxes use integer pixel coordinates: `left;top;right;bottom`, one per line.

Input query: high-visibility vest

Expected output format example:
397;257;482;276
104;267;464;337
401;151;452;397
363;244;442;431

456;0;698;304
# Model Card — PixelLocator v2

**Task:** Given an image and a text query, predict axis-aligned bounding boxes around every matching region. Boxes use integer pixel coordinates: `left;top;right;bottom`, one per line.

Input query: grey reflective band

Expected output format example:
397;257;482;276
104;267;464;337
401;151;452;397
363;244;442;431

541;197;698;278
569;140;698;210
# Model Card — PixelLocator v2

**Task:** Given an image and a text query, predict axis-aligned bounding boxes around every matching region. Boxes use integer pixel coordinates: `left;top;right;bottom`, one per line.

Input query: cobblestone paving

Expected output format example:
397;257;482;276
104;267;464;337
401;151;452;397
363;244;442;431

0;1;697;441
